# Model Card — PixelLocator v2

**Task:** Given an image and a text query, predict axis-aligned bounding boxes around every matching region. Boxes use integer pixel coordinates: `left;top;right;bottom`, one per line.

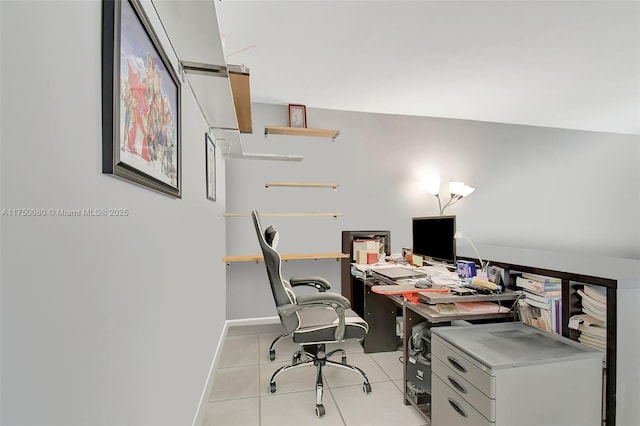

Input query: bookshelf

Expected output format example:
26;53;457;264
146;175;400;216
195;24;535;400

264;125;340;141
265;182;339;190
223;252;348;263
224;212;341;218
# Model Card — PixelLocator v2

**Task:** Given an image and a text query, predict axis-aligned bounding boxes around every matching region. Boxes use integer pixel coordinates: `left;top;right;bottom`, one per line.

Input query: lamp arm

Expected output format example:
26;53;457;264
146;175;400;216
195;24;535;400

441;194;461;214
462;235;485;272
435;193;443;216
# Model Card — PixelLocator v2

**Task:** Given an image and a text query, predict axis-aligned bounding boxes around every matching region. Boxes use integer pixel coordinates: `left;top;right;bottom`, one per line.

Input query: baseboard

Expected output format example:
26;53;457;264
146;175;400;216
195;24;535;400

191;316;280;425
226;315;280;327
192;320;231;426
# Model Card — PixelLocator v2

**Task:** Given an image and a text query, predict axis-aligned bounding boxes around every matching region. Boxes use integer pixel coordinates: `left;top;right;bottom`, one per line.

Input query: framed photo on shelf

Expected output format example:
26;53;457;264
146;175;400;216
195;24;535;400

288;104;307;128
205;133;216;202
102;0;181;198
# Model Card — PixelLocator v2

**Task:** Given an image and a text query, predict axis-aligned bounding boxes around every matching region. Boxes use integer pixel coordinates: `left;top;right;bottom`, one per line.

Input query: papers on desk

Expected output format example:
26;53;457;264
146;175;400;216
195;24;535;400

351;262;397;280
454;301;511;314
417;265;465;286
351;261;468;288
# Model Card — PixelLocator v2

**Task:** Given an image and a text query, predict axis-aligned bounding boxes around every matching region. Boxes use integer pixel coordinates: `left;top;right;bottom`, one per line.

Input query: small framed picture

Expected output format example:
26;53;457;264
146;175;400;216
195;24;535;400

288;104;307;128
205;133;216;202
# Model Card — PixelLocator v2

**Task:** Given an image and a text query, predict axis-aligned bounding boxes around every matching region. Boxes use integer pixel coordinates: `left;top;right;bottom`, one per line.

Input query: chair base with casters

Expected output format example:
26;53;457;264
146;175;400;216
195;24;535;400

268;343;372;417
268;333;287;361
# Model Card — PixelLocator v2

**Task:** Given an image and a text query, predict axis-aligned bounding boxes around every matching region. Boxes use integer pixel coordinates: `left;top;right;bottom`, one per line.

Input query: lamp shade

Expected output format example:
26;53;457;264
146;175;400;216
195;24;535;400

449;181;475;197
424;177;441;196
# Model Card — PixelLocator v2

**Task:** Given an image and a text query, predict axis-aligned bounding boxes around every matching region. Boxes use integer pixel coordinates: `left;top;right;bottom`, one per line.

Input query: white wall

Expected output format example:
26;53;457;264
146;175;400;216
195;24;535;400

1;1;227;424
226;102;640;423
236;103;639;258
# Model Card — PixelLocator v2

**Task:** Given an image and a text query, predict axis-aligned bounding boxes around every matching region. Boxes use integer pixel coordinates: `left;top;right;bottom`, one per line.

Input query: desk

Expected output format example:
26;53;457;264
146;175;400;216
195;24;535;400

358;272;521;353
342;237;620;423
356;272;521;423
401;293;520;422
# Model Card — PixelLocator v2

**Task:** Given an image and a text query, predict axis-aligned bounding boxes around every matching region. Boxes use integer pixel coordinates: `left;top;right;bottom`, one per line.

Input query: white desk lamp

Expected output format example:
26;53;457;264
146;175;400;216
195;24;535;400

454;231;485;272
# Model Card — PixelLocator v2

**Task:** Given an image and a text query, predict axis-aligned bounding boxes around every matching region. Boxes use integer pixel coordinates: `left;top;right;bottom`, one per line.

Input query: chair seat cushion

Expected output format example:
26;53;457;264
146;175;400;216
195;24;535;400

292;307;369;344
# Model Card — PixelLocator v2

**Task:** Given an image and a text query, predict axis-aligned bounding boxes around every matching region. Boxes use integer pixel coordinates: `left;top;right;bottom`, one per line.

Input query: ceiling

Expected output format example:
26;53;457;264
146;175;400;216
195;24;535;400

215;0;639;135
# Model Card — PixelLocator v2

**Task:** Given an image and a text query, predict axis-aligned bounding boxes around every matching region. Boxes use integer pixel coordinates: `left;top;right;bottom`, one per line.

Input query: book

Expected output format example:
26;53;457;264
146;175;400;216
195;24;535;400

517;299;552;332
523;289;561;306
520;272;561;284
435;303;459;314
578;323;606;338
516;276;561;294
581;285;606;305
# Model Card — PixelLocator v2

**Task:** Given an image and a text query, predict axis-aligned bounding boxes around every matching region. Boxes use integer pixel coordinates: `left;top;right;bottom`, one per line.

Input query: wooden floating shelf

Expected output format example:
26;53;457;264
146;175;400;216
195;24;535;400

264;126;340;140
224;253;349;263
224;212;341;218
265;182;339;190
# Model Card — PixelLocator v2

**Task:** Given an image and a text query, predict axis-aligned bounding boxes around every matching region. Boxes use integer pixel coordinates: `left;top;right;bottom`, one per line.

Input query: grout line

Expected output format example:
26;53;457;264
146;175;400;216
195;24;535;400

257;332;262;426
368;352;398;383
325;381;348;426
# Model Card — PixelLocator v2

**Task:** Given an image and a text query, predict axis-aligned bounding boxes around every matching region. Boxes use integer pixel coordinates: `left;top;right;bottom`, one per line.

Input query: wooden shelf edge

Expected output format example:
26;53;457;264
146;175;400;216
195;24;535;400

264;126;340;140
224;212;341;218
265;182;339;189
224;253;349;263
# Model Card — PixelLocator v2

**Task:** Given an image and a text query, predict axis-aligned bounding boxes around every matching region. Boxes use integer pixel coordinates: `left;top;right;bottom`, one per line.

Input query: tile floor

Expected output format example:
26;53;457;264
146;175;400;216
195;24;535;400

200;322;429;426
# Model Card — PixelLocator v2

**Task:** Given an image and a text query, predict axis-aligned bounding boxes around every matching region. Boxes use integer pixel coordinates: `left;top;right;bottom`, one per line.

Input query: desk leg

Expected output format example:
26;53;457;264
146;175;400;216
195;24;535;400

362;287;398;353
402;304;413;405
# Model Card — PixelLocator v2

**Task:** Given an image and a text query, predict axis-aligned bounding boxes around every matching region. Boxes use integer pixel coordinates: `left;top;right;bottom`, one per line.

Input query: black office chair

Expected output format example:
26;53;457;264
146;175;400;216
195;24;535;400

267;276;330;362
252;210;371;417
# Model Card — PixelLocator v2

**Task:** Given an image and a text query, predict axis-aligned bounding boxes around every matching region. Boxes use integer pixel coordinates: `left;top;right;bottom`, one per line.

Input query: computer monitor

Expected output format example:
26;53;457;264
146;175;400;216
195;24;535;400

412;215;456;265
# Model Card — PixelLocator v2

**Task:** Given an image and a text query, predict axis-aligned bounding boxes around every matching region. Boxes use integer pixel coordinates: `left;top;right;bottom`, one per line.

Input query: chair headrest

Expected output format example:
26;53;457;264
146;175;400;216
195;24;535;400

264;225;279;249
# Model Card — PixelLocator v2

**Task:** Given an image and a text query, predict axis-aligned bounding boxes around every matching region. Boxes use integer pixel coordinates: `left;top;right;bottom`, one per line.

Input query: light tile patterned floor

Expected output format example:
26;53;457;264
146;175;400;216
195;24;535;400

200;323;429;426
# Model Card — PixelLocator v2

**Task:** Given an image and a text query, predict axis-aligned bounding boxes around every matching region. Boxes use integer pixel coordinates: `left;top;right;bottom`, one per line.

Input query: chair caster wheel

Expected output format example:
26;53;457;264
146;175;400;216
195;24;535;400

315;404;325;417
363;382;371;393
341;355;347;365
269;349;276;361
269;382;276;393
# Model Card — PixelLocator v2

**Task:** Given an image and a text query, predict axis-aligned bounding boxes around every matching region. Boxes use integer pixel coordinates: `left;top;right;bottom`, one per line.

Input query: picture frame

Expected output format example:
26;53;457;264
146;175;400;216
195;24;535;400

102;0;181;198
205;133;216;202
288;104;307;128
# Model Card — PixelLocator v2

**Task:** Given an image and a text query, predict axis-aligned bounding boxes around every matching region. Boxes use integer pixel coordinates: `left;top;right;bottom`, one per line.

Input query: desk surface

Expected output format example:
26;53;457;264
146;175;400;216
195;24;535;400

365;273;521;323
406;298;517;323
418;290;521;305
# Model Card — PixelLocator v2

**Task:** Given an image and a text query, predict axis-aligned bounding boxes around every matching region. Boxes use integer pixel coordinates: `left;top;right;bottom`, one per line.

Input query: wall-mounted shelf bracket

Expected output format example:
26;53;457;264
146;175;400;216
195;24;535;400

265;182;339;190
224;212;341;218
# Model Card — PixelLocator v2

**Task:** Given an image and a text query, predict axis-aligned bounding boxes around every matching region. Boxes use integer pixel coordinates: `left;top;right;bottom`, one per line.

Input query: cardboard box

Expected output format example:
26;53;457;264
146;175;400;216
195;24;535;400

353;240;379;260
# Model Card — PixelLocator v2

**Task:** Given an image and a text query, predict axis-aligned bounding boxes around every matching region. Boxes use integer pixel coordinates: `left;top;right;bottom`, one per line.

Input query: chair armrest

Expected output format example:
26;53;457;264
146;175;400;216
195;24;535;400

289;276;331;292
278;293;351;341
296;292;350;309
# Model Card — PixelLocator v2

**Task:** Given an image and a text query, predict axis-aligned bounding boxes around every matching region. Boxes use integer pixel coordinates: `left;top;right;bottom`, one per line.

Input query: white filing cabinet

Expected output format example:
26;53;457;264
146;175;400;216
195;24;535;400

431;323;603;426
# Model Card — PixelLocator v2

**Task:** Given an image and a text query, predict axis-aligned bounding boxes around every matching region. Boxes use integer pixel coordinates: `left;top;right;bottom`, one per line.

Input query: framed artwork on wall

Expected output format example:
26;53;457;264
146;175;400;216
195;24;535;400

288;104;307;128
102;0;181;198
205;133;216;202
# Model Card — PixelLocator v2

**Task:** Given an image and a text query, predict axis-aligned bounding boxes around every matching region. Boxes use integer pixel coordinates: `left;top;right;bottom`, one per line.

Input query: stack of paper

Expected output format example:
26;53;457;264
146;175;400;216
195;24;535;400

569;285;607;354
515;273;562;334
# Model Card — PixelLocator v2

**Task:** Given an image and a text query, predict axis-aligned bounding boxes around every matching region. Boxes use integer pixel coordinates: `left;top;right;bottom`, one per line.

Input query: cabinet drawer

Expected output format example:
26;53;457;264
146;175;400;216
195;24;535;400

432;374;493;426
432;355;495;422
432;335;495;398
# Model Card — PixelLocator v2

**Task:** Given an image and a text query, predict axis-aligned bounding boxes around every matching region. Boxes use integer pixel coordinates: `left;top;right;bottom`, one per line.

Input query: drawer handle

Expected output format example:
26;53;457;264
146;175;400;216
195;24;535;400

447;356;467;373
447;375;467;394
447;398;468;418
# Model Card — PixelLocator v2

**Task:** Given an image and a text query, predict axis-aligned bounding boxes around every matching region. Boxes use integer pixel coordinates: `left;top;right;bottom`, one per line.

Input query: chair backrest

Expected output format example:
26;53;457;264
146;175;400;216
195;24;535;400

251;210;300;333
